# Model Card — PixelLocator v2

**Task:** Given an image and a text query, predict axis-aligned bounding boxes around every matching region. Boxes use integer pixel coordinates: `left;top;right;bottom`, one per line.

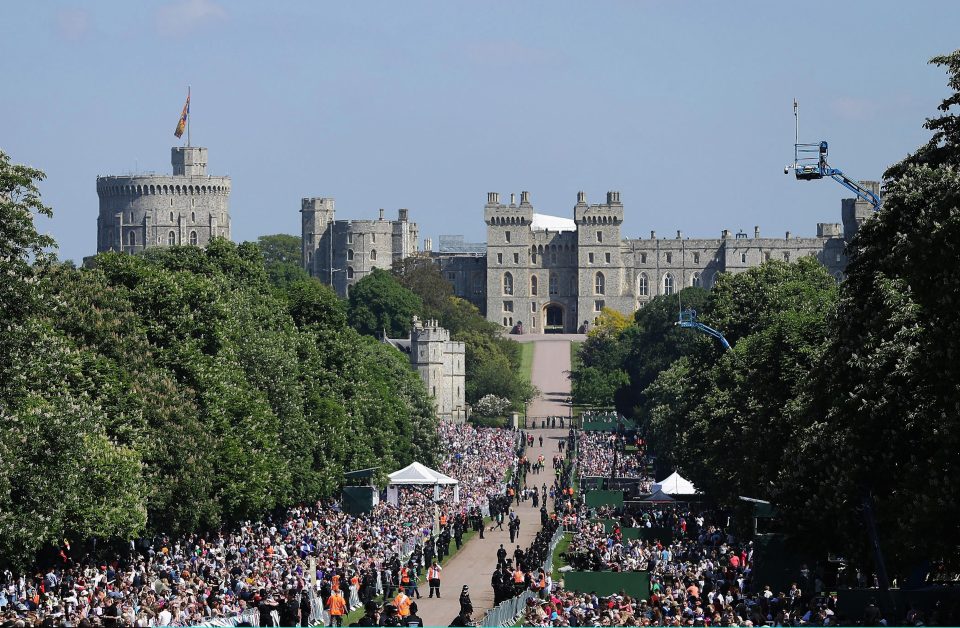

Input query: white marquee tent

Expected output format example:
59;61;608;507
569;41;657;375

386;461;460;504
652;471;698;495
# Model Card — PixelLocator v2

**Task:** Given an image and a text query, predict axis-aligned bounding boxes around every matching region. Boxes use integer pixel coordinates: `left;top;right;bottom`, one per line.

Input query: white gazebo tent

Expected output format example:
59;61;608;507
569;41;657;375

386;461;460;505
652;471;698;495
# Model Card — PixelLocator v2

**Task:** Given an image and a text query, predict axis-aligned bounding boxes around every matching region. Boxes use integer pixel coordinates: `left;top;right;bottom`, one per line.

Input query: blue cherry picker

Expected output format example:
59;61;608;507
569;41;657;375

784;100;881;211
676;308;731;351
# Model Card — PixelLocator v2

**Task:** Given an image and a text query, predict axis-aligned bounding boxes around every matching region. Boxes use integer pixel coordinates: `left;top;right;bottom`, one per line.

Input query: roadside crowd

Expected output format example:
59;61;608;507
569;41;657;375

0;425;518;627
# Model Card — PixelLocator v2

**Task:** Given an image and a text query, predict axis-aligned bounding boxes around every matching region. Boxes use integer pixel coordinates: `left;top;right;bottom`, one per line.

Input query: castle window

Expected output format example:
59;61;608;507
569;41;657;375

595;300;605;312
503;272;513;295
588;253;594;264
597;231;603;243
835;271;844;284
694;252;700;264
370;249;377;261
531;252;537;263
189;230;198;246
641;253;647;264
638;272;649;296
783;252;790;262
503;301;513;312
692;272;702;287
663;273;675;295
504;317;508;326
497;253;503;264
765;251;771;262
741;253;747;263
530;275;538;295
531;302;537;312
513;253;519;264
191;211;196;222
167;230;176;246
448;272;456;281
836;252;842;262
549;274;558;295
605;252;611;264
347;233;353;245
170;211;175;221
594;272;605;295
505;231;511;243
666;252;672;264
127;231;136;247
371;233;376;243
347;249;354;261
347;267;354;279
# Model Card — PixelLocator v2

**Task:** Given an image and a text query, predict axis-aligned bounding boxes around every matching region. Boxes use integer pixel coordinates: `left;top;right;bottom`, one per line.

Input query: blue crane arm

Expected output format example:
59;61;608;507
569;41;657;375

677;310;732;351
826;169;882;212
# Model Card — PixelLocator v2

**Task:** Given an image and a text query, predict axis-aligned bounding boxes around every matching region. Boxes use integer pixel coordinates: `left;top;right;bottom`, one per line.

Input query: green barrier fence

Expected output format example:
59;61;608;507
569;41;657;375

562;571;651;600
591;520;674;543
582;421;619;432
584;490;624;508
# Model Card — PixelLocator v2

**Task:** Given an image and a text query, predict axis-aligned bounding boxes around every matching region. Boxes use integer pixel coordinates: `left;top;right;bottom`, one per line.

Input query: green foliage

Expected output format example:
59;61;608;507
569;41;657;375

257;233;311;289
348;268;423;338
0;157;441;569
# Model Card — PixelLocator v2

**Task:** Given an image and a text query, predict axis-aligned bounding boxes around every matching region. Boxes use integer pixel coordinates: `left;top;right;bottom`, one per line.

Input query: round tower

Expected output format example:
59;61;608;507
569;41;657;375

96;146;231;254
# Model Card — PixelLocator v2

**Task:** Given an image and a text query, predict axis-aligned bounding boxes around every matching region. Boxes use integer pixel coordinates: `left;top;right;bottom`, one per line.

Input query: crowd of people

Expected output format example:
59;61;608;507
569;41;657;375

576;432;649;483
0;425;519;628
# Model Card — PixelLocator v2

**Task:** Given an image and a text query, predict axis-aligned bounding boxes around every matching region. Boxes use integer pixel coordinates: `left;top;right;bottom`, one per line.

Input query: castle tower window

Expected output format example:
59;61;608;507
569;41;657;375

128;231;136;247
638;272;649;296
595;300;605;312
597;231;603;242
641;253;647;264
497;253;503;264
605;252;611;264
666;253;672;264
741;253;747;263
371;233;376;243
503;272;513;295
663;273;675;295
531;302;537;312
765;251;771;262
347;233;353;245
783;252;790;262
189;230;198;246
370;249;377;261
692;272;702;287
347;267;354;279
530;275;538;296
191;211;196;222
513;253;519;264
168;230;176;246
594;272;605;295
549;274;558;295
505;231;511;243
588;253;594;264
347;249;354;261
503;301;513;312
170;211;175;221
694;252;700;264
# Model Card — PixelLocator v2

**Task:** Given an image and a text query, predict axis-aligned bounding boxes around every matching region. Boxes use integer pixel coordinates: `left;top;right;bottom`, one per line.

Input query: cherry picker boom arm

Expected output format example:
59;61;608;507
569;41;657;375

677;309;731;351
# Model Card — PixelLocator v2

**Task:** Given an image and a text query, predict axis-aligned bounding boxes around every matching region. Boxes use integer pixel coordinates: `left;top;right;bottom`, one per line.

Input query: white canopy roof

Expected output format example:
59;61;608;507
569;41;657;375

652;471;698;495
387;461;458;486
532;213;577;233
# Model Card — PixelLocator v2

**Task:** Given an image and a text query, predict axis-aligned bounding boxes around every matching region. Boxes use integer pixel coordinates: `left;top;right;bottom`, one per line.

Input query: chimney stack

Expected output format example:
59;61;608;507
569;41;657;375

754;226;760;238
650;230;657;239
785;231;792;239
520;191;530;205
577;191;586;204
423;238;432;252
722;229;730;239
379;208;385;220
398;208;409;222
487;192;500;205
510;193;516;206
676;230;683;239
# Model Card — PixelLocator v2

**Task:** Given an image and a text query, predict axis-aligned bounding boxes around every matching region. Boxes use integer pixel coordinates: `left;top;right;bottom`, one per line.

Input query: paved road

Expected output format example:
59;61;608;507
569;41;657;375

416;339;572;626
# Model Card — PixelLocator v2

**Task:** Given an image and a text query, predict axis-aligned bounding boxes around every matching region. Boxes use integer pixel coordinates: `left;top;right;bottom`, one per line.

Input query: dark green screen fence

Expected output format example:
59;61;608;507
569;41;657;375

563;571;651;600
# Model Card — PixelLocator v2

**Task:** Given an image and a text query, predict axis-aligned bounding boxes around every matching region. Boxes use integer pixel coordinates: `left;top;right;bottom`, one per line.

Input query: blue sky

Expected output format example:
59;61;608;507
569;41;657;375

2;1;958;263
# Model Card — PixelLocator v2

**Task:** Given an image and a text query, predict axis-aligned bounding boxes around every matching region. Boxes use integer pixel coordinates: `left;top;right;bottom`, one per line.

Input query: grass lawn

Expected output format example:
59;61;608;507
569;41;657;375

518;341;535;384
569;341;582;369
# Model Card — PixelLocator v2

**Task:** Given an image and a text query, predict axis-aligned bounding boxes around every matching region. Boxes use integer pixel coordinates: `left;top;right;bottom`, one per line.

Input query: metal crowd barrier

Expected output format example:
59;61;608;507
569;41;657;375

478;525;566;627
195;608;259;626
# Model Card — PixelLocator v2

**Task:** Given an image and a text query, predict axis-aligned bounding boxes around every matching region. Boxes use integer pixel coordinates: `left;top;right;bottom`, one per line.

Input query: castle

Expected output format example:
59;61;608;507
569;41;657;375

300;199;418;297
383;317;466;422
96;146;231;254
302;186;877;333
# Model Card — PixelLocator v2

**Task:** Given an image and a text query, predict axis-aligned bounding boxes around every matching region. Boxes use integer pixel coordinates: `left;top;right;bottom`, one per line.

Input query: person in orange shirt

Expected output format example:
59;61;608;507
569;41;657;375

326;589;346;627
393;590;412;617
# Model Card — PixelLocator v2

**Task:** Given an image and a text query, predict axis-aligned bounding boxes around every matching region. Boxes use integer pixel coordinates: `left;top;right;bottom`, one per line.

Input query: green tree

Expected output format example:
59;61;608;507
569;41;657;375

257;234;311;289
348;268;423;337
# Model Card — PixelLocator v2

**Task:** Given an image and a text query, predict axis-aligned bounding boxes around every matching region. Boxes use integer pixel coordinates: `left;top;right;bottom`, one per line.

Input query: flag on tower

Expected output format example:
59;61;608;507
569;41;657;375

174;90;190;138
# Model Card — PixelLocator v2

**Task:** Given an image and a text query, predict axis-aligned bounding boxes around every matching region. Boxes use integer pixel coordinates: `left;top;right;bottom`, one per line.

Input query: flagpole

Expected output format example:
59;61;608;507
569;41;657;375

187;85;191;148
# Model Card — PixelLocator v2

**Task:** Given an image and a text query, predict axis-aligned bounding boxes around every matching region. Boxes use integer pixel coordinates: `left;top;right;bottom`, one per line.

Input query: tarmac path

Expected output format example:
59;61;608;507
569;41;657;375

416;337;573;626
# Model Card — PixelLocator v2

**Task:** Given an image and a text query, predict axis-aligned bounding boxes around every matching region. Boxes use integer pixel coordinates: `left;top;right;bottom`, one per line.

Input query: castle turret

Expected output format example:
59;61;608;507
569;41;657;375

301;197;335;276
95;146;230;254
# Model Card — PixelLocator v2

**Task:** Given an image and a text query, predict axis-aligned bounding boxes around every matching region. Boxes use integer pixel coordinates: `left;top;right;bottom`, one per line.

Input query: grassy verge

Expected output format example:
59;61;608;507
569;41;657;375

518;341;535;385
551;532;572;583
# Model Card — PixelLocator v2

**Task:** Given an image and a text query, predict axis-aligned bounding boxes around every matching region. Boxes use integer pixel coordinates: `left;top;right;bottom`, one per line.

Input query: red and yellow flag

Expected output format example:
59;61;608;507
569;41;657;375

174;91;190;138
